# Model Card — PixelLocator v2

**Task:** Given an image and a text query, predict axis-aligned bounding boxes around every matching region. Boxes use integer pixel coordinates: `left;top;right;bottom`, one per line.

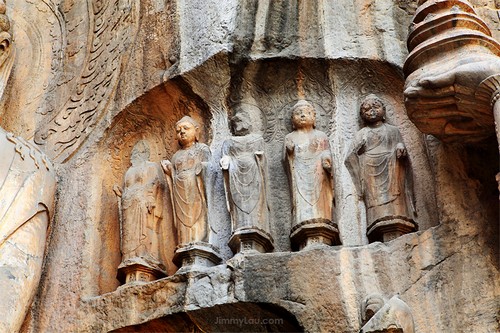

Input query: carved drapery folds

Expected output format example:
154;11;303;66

283;100;340;250
162;116;221;271
221;106;274;254
114;140;167;284
346;95;417;243
0;3;57;331
34;0;139;163
0;129;57;333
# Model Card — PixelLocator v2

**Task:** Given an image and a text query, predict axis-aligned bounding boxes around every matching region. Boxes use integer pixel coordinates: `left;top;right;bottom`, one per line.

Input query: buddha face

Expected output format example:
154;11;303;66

231;112;252;136
176;120;197;148
292;104;316;129
130;141;150;165
360;99;385;123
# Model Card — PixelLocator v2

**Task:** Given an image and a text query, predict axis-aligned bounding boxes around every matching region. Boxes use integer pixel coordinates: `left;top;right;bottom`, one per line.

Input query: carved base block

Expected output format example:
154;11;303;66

117;264;166;285
290;219;341;251
367;218;418;243
173;242;222;273
228;227;274;254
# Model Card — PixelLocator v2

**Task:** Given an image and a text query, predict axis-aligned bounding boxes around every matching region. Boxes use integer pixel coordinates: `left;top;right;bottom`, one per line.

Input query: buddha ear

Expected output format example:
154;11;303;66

0;0;11;70
0;31;13;100
195;126;200;142
0;31;11;66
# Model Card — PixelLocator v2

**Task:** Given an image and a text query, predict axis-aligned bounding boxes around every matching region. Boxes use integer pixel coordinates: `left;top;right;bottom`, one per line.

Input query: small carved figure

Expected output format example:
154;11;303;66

360;294;415;333
162;116;220;269
221;108;273;253
162;116;211;245
162;116;211;246
346;95;417;243
114;140;167;284
284;100;339;249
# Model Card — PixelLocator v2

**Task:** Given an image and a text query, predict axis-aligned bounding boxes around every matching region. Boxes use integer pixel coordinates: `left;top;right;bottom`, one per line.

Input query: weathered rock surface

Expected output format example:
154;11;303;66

0;0;496;332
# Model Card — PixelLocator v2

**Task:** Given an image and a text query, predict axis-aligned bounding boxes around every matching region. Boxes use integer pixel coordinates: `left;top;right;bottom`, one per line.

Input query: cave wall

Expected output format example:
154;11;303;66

0;0;497;332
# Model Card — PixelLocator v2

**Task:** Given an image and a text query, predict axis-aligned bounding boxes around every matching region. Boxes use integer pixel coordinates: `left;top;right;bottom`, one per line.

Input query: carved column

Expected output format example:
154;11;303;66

404;0;500;198
404;0;500;141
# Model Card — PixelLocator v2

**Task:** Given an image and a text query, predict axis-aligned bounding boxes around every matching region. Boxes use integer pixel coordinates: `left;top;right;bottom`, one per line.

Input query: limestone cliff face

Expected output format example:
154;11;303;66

1;1;497;332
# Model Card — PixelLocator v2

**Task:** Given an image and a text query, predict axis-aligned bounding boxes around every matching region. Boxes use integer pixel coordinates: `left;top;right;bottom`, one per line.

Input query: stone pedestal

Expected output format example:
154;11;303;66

173;242;222;272
228;227;274;254
367;219;418;243
403;0;500;143
117;264;166;285
290;219;341;251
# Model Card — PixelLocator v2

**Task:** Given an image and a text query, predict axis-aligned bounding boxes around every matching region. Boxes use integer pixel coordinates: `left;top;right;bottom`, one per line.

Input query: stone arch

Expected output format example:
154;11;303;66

110;302;303;333
87;78;213;294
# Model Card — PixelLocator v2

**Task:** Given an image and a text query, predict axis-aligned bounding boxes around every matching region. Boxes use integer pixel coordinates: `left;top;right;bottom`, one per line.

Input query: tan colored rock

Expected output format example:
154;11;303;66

0;3;56;331
0;1;496;332
114;140;168;284
0;128;56;333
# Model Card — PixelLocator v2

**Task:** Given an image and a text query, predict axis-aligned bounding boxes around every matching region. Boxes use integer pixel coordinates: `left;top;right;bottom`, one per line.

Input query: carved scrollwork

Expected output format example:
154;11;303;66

34;0;140;163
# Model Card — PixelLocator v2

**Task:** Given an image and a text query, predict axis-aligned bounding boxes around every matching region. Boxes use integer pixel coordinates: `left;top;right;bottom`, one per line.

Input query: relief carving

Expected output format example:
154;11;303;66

346;95;417;243
221;106;274;254
0;3;57;331
404;0;500;200
0;0;12;99
404;0;500;143
114;140;167;284
34;0;139;163
229;63;336;145
162;116;221;270
0;129;57;333
360;294;415;333
284;100;340;250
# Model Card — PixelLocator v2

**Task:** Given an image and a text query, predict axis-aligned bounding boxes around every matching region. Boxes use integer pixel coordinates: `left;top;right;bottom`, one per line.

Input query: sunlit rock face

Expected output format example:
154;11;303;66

1;1;498;332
